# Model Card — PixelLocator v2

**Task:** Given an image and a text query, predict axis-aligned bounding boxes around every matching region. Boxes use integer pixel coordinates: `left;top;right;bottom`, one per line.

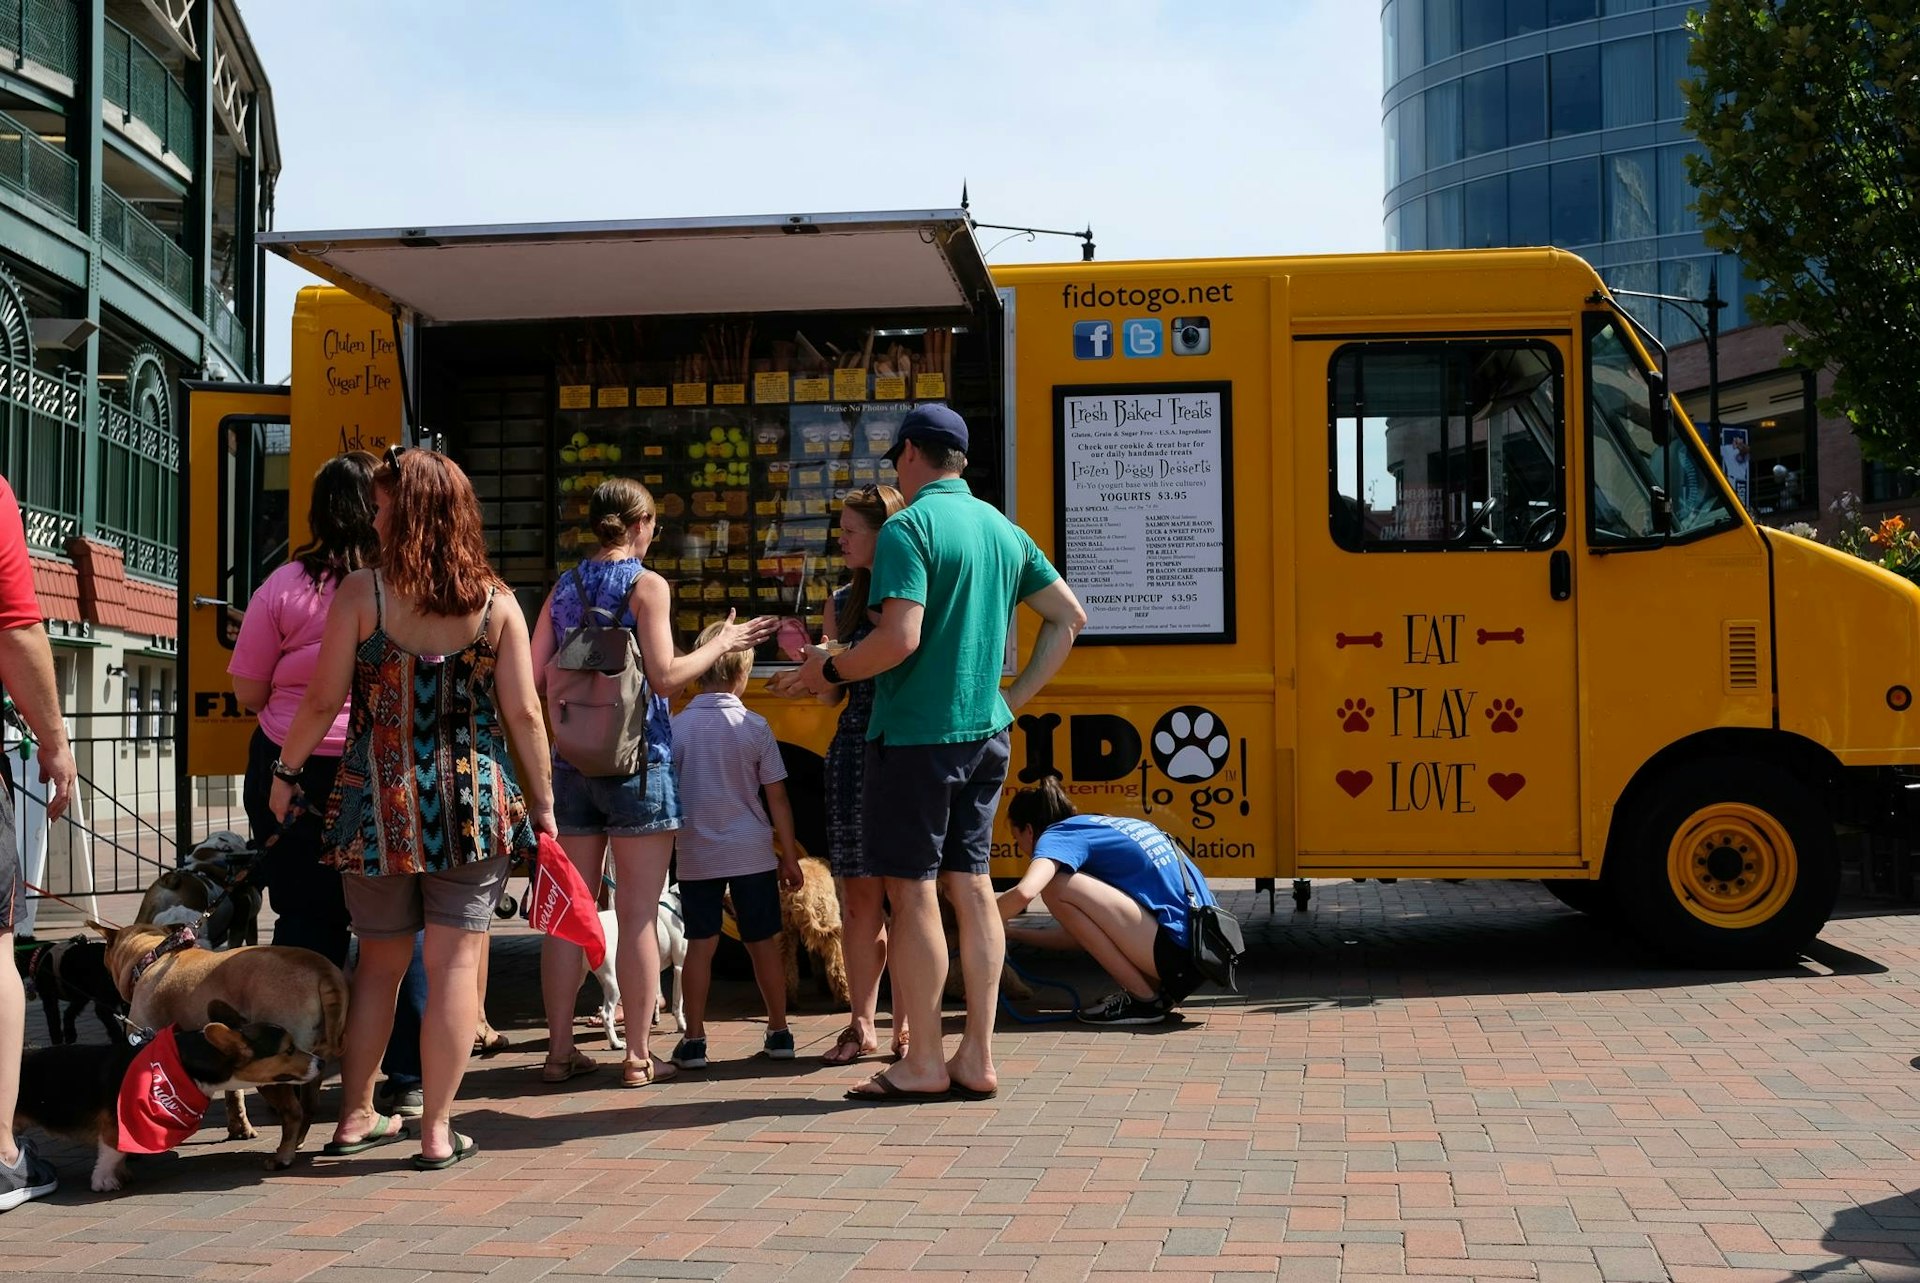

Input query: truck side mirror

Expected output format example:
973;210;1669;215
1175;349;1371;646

1645;369;1671;446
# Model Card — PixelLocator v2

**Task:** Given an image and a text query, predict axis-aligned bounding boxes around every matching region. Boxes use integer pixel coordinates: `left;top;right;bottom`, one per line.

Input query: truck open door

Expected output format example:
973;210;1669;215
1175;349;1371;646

178;382;292;811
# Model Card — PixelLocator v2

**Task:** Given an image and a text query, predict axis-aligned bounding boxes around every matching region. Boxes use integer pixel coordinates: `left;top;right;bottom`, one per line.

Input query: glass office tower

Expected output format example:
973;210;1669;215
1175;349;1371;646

1381;0;1752;349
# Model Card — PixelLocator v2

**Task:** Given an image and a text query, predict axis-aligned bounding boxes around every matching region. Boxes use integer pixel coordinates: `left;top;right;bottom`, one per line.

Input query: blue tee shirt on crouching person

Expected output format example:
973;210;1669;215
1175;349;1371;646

1031;814;1218;947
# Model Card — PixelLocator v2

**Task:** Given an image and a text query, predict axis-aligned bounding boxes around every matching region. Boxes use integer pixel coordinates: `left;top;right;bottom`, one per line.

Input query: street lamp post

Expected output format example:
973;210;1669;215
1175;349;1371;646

1608;269;1728;453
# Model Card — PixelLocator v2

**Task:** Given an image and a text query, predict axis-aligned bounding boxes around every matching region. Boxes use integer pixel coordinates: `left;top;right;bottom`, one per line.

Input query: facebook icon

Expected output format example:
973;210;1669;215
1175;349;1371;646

1073;320;1113;360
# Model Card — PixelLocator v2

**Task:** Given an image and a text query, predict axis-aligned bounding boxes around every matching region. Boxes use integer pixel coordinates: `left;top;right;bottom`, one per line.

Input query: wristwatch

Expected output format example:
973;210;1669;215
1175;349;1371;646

270;758;304;783
821;656;846;686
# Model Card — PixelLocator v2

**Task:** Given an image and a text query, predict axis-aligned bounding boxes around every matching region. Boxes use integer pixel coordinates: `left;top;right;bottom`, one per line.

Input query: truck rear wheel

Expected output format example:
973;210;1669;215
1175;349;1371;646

1609;758;1838;967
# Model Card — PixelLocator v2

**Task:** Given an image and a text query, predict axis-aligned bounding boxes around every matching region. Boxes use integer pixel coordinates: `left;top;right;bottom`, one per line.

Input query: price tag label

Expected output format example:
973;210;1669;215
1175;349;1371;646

833;368;868;401
797;468;825;487
713;383;746;405
804;442;826;456
914;373;947;400
873;375;906;401
677;583;703;601
635;386;668;407
642;444;664;457
558;385;591;410
727;555;749;573
755;442;779;456
643;473;664;486
754;372;790;403
755;500;780;516
793;377;830;402
852;462;878;482
672;382;708;406
676;611;701;632
596;385;630;409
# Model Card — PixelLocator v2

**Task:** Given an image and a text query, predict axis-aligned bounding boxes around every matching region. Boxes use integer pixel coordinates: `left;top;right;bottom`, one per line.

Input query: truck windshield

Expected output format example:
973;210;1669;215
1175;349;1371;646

1586;317;1739;544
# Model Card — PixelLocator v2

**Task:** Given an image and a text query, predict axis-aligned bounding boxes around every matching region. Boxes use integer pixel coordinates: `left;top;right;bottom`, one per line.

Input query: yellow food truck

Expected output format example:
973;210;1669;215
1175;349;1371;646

180;210;1920;967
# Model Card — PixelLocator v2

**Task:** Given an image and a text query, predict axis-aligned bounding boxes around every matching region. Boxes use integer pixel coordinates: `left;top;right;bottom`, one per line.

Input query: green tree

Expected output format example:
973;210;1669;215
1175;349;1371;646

1685;2;1919;463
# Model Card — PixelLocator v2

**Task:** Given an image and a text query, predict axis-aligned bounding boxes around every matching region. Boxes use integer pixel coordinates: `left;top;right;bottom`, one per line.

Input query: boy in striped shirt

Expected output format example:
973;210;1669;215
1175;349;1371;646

668;623;803;1068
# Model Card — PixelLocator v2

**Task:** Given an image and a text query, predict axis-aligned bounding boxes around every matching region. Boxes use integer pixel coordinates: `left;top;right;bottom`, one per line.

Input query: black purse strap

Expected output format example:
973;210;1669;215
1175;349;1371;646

567;566;627;631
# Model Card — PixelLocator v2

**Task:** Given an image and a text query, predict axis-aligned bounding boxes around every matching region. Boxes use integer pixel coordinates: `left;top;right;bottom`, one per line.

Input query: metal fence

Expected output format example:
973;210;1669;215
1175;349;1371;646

103;17;194;170
99;187;192;307
0;0;79;82
0;107;79;222
9;706;244;925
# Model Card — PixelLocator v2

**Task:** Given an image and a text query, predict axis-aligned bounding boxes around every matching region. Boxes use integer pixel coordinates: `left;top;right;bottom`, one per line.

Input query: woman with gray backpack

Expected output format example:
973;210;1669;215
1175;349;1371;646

530;478;777;1088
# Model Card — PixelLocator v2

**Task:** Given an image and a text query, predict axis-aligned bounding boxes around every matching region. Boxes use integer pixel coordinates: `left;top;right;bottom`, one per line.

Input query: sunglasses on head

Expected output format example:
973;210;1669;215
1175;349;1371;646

383;443;410;468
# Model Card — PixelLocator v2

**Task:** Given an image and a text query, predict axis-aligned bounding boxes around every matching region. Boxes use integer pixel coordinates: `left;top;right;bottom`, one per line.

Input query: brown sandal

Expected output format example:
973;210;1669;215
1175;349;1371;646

541;1050;600;1084
821;1025;877;1066
621;1056;679;1088
889;1033;909;1062
473;1028;510;1057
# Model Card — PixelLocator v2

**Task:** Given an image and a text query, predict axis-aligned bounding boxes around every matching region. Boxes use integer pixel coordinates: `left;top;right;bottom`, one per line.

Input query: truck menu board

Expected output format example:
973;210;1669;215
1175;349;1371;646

1055;383;1235;645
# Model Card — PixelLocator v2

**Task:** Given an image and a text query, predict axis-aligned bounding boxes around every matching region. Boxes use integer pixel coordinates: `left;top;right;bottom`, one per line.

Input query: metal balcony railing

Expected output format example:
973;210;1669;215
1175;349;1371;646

0;0;79;82
0;109;77;221
103;17;194;170
100;186;191;306
206;287;246;366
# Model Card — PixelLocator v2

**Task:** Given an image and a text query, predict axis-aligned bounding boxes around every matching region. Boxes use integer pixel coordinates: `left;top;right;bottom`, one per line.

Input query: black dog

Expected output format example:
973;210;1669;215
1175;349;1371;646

20;936;126;1046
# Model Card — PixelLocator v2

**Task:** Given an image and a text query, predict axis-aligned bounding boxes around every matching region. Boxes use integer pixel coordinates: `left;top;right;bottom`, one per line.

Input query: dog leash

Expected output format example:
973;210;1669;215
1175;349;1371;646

189;794;304;938
997;957;1084;1024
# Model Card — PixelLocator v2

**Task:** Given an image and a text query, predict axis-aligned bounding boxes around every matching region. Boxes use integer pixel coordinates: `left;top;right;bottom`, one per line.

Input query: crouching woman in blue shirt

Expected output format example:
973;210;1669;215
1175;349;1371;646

996;778;1219;1025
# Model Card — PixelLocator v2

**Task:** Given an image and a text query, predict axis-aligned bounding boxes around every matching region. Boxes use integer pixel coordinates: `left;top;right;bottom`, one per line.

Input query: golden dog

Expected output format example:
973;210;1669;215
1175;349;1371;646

779;856;849;1008
95;921;347;1170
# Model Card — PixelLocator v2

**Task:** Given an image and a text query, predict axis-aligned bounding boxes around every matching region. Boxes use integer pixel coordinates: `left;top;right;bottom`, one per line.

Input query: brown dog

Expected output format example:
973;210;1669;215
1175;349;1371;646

15;1008;322;1193
779;856;849;1008
94;922;347;1170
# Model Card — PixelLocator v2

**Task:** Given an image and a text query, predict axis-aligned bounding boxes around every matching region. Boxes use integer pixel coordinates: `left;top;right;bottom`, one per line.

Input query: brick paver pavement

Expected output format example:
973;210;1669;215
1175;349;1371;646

7;879;1920;1283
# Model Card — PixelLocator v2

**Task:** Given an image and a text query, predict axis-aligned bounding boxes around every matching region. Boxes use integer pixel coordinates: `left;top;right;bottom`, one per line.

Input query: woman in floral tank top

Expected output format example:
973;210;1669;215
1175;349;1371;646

270;447;555;1171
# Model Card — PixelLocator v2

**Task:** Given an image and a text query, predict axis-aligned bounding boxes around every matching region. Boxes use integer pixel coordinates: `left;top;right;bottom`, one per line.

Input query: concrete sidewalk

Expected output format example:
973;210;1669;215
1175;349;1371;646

6;879;1920;1282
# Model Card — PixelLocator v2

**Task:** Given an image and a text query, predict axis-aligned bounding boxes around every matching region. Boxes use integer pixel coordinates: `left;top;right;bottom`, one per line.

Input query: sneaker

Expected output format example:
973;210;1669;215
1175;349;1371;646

762;1028;795;1060
671;1037;709;1070
374;1080;425;1119
1078;991;1170;1026
0;1139;56;1212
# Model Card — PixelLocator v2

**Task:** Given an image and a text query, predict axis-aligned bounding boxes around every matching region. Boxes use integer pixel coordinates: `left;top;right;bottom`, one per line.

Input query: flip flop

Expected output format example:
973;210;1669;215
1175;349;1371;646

321;1115;408;1156
411;1132;477;1171
473;1029;510;1057
821;1025;877;1066
947;1081;998;1101
844;1069;950;1104
541;1050;600;1084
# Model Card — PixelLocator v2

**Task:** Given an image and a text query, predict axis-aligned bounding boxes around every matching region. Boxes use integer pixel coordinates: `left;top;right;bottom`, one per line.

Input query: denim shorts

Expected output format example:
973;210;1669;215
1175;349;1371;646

679;869;783;943
553;758;681;837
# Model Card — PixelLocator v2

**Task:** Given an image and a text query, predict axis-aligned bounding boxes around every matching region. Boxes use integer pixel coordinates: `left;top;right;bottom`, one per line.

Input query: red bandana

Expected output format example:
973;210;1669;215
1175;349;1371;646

529;833;607;969
116;1026;211;1154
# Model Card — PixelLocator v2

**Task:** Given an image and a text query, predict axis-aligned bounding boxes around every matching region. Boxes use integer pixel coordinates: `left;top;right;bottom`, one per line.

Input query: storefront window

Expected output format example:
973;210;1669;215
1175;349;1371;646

1426;81;1463;169
1550;157;1601;246
1509;165;1550;245
1607;151;1656;241
1508;56;1547;146
1464;66;1506;155
1465;174;1508;247
1602;36;1655;127
1550;45;1601;137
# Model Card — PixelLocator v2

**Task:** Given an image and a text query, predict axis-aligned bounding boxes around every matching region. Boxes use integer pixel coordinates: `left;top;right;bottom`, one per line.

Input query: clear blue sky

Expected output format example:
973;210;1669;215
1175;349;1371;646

244;1;1385;380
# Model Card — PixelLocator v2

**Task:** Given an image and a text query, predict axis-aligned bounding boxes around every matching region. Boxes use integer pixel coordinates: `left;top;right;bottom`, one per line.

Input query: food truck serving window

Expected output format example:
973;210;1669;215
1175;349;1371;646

1331;341;1565;551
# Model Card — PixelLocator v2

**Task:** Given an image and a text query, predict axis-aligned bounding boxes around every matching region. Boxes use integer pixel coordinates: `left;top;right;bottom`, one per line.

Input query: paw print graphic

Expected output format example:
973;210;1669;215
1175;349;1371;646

1487;698;1524;734
1337;698;1374;733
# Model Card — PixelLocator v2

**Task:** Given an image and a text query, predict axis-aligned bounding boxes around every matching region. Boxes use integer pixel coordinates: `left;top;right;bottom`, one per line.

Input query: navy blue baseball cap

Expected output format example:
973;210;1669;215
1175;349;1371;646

884;404;970;465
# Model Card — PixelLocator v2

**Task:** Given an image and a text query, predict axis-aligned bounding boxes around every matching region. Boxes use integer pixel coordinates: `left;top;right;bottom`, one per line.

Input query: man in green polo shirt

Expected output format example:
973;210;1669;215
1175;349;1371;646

795;404;1085;1102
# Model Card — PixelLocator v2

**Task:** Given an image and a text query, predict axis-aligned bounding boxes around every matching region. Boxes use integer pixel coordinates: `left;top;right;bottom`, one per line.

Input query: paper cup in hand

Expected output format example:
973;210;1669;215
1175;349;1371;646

529;833;607;969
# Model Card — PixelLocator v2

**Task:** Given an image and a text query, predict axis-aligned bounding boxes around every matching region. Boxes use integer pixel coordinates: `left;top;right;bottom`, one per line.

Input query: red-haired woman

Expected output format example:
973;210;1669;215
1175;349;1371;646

270;446;554;1171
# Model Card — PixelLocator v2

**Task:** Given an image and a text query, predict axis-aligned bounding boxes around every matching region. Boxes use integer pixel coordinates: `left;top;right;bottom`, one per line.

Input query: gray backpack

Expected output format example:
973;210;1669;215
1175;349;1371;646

545;570;650;778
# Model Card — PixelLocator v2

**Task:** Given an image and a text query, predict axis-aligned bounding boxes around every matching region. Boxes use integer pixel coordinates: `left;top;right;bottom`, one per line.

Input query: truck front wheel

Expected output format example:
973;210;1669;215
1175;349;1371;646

1609;758;1838;967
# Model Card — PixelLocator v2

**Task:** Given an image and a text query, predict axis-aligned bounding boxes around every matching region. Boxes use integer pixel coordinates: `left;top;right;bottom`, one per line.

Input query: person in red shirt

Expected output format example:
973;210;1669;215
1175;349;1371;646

0;475;75;1210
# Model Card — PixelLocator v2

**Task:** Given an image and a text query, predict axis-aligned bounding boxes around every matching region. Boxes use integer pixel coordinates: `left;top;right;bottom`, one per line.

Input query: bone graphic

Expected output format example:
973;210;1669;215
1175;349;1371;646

1476;627;1526;645
1336;632;1384;649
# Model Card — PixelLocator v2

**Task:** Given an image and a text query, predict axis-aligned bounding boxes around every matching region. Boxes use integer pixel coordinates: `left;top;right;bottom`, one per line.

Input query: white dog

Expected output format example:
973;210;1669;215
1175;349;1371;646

588;886;687;1048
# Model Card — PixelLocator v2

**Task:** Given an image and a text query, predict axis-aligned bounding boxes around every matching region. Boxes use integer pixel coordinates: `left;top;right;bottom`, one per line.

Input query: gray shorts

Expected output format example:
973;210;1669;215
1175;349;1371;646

0;775;16;934
342;856;509;938
862;730;1011;881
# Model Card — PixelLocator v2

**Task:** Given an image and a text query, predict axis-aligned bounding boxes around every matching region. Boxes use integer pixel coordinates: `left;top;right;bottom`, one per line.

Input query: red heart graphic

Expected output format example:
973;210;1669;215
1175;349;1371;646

1488;772;1526;801
1335;769;1373;798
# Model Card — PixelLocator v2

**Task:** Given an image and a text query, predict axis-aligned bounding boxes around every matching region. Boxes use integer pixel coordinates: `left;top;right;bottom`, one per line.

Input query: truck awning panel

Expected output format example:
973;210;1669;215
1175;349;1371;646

259;210;992;323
